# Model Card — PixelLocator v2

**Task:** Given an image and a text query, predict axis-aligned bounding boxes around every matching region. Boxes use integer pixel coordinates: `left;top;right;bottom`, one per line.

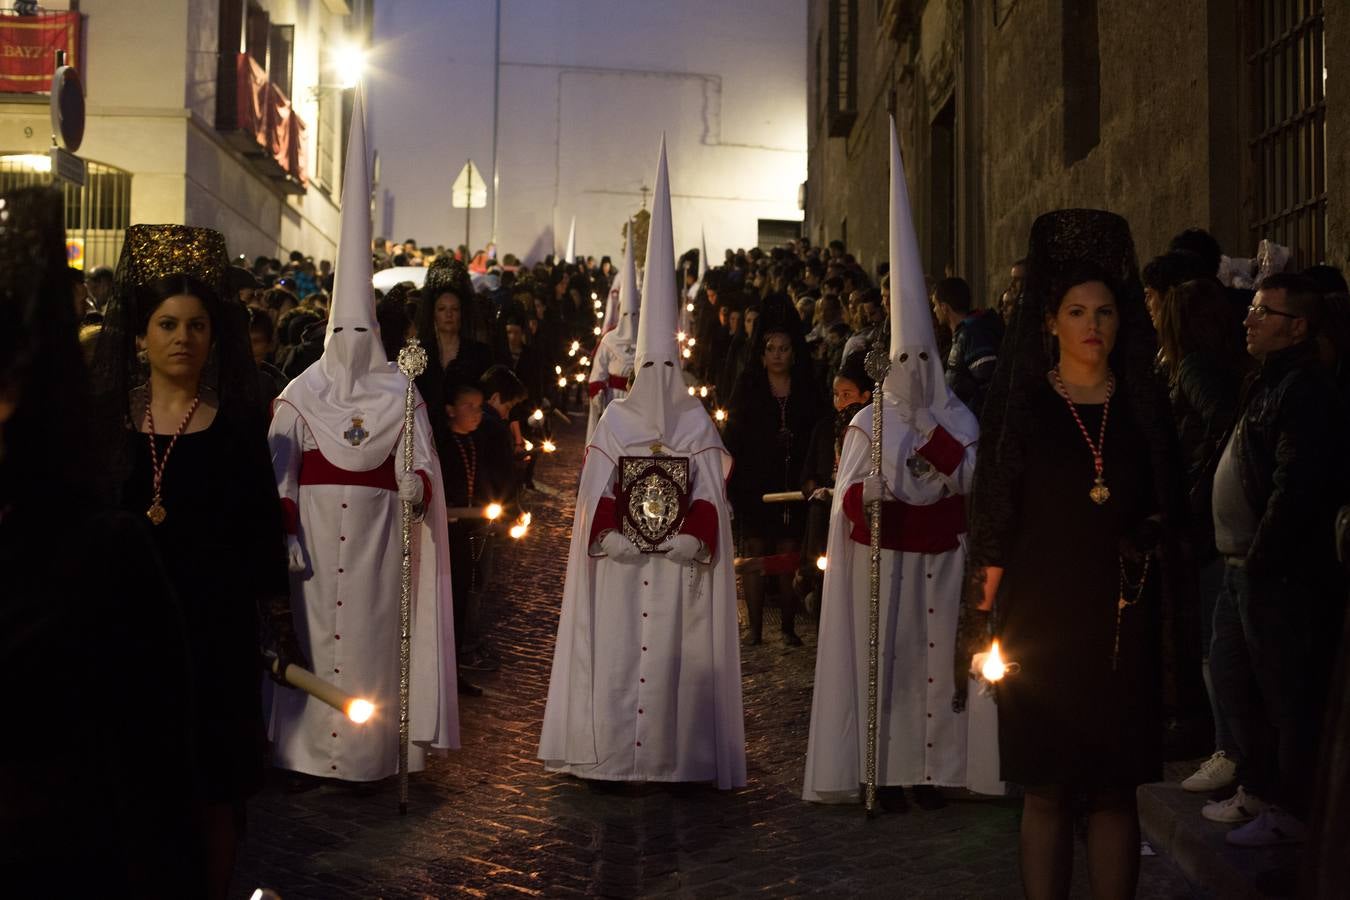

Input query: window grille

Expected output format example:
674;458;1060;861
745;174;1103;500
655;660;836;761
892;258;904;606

0;155;132;271
1249;0;1326;266
827;0;858;137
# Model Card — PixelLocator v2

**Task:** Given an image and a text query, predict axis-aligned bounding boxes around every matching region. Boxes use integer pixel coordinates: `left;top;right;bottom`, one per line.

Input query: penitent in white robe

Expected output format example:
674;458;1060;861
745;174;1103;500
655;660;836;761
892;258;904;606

585;335;634;443
267;392;459;781
539;406;746;788
802;399;1001;801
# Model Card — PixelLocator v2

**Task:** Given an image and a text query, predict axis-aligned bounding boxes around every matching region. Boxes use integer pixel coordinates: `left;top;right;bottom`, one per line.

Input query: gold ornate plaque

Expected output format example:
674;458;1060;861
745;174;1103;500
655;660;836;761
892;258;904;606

616;455;691;552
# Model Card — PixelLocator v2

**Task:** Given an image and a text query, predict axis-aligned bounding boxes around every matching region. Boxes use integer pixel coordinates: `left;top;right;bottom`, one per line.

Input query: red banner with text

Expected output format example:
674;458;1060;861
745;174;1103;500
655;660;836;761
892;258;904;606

0;12;81;93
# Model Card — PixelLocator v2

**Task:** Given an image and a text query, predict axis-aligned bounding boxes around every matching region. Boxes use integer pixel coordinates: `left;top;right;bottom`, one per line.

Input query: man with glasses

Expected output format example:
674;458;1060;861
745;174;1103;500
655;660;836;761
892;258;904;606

1204;272;1346;853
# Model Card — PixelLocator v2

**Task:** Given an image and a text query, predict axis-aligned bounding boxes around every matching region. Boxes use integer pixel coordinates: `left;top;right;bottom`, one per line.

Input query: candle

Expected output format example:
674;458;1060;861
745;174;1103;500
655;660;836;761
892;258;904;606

273;660;375;723
816;555;828;571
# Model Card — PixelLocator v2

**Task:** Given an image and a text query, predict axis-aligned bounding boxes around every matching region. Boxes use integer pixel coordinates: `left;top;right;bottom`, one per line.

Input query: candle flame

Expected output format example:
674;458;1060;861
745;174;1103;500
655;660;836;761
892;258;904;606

558;377;568;388
713;408;727;422
555;365;563;375
682;348;692;359
575;373;586;382
542;440;557;453
530;408;544;421
346;698;375;724
981;639;1008;682
686;302;695;312
579;356;590;367
593;326;602;336
699;386;708;398
676;331;686;342
688;386;696;396
816;555;828;571
687;337;696;347
523;439;534;452
591;292;598;300
485;502;503;521
508;511;532;540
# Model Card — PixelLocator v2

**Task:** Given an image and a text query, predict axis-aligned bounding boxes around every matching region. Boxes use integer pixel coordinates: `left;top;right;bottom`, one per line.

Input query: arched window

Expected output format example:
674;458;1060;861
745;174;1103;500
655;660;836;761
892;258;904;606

0;154;132;270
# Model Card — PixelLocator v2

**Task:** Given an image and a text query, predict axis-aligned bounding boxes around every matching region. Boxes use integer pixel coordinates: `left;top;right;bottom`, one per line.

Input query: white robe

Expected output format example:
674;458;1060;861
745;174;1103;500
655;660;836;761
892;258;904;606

267;393;459;781
802;399;1001;801
585;335;634;443
538;414;746;788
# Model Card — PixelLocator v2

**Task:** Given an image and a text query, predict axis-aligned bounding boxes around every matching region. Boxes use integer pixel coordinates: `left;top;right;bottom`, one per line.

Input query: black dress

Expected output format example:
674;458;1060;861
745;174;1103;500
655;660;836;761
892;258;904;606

417;338;492;447
977;379;1162;788
119;413;289;803
724;373;827;543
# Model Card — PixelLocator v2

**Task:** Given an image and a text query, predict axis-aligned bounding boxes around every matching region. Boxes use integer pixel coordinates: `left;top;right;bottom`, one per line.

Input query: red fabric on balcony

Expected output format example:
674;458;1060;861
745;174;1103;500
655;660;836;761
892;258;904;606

0;12;81;94
232;53;308;188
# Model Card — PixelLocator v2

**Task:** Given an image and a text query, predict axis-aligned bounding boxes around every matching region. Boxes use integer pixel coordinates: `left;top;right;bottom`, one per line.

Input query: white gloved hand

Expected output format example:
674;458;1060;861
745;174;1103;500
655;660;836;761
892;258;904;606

658;533;703;564
599;530;642;563
809;487;833;502
397;471;424;504
286;534;309;575
861;474;888;505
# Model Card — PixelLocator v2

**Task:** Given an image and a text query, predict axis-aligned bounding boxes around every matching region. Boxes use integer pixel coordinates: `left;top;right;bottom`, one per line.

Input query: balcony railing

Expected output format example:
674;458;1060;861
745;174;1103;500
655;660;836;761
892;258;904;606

216;52;308;194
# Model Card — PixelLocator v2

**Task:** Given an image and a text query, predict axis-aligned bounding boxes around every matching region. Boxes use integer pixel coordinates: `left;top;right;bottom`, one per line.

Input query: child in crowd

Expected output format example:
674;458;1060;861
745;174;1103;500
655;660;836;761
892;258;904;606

440;380;492;695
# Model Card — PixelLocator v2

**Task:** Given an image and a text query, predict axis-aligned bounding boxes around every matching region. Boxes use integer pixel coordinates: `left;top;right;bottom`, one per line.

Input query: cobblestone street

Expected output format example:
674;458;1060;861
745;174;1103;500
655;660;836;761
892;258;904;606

236;415;1201;899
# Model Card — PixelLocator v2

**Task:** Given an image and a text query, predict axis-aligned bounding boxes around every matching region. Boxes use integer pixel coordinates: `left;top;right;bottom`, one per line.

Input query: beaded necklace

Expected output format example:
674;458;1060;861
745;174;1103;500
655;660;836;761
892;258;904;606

1051;367;1114;505
143;390;201;525
451;432;477;506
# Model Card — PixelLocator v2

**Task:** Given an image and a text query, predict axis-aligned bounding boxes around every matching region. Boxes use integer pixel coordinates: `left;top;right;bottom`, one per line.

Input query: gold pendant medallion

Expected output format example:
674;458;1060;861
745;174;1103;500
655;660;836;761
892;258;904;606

1090;478;1111;505
147;501;167;525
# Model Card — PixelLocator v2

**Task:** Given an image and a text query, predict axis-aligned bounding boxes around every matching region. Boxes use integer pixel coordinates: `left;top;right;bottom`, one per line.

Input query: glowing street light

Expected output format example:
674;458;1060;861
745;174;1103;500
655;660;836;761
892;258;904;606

334;44;367;90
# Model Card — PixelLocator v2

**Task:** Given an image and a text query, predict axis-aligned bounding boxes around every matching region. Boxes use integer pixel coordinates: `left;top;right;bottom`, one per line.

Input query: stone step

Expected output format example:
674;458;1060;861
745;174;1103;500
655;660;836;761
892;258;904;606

1138;779;1303;900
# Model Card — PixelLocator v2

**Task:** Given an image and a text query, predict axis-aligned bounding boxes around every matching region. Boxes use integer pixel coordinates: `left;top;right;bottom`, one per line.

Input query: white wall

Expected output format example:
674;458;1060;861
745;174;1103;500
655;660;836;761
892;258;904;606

369;0;807;264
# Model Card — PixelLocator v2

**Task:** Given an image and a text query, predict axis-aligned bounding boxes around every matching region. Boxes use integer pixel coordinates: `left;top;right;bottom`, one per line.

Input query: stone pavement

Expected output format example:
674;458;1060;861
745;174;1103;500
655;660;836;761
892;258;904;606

235;415;1203;899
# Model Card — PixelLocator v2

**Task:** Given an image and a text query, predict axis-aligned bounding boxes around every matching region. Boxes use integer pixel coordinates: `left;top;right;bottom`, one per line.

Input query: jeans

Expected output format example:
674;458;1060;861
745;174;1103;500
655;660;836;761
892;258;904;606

1208;562;1325;817
1198;558;1235;755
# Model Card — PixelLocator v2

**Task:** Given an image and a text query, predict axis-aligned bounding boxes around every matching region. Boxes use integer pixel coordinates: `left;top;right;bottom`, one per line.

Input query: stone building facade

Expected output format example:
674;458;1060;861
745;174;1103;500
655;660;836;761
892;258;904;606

806;0;1346;306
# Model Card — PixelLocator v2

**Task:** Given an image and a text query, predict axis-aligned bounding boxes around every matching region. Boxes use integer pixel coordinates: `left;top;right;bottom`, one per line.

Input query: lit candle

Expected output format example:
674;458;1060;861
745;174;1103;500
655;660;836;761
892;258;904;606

816;555;828;571
542;439;557;453
530;408;544;422
978;639;1018;683
272;659;375;724
713;408;727;422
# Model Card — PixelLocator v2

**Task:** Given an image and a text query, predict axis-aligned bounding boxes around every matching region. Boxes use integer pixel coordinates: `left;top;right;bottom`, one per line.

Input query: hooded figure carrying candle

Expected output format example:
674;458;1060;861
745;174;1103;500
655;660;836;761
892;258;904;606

266;88;459;782
586;221;639;442
803;119;1000;807
539;138;746;789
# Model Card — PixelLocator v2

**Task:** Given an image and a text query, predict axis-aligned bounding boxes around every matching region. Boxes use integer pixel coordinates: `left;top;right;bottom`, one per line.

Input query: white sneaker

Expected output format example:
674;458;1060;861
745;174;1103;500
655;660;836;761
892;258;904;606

1225;806;1308;847
1181;751;1237;793
1202;785;1268;824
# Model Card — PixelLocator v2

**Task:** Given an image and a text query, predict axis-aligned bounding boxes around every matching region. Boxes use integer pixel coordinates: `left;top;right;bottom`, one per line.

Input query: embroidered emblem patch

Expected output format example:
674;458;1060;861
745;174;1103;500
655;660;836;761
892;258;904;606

344;416;369;446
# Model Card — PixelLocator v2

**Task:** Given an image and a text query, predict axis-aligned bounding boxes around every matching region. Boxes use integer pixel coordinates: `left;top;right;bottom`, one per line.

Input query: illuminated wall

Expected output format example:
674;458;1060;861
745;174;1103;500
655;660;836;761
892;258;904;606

368;0;808;265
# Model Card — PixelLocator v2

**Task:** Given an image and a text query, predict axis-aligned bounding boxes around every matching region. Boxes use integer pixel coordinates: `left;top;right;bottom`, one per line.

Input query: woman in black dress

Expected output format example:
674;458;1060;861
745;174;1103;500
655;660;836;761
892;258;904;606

725;295;829;645
962;211;1183;900
2;189;202;895
91;225;296;900
417;258;493;446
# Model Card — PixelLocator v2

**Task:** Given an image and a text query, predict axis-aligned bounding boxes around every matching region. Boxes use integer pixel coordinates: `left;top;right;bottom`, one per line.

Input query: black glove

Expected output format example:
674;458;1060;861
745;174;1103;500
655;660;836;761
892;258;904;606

951;607;991;713
259;593;309;686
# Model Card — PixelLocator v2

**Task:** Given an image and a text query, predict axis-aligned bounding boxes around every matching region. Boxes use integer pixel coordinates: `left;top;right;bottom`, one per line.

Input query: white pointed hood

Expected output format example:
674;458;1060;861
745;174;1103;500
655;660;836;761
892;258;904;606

611;219;640;345
280;85;408;469
883;116;978;444
699;226;708;284
604;137;718;451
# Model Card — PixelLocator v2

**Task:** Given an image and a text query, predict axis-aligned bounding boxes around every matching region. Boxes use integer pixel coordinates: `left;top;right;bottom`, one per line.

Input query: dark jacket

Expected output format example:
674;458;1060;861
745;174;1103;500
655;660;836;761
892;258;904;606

1169;350;1243;554
1227;341;1345;580
945;309;1003;415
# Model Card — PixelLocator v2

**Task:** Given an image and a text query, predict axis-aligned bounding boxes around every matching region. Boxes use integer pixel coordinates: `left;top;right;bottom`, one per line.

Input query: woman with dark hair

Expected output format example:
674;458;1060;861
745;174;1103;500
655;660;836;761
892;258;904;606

1;190;203;895
90;224;297;900
1156;278;1250;795
724;294;829;645
960;210;1183;899
416;258;493;445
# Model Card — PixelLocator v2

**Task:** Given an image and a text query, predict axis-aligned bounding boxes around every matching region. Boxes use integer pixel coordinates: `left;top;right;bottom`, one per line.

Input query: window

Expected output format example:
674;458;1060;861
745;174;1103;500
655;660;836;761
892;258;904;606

1062;0;1100;165
268;23;293;98
757;218;803;250
315;35;339;192
246;3;269;68
827;0;858;137
1249;0;1326;266
0;154;132;270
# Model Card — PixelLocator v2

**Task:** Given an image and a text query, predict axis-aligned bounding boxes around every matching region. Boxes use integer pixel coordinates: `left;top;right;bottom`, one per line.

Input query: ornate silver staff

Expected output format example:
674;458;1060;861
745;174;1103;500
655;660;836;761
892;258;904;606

862;330;891;816
395;336;428;816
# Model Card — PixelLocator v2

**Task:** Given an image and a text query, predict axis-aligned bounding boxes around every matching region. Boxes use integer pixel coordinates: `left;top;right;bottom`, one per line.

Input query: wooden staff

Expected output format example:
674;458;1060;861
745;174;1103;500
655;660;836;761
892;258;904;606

861;335;892;816
395;336;428;815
